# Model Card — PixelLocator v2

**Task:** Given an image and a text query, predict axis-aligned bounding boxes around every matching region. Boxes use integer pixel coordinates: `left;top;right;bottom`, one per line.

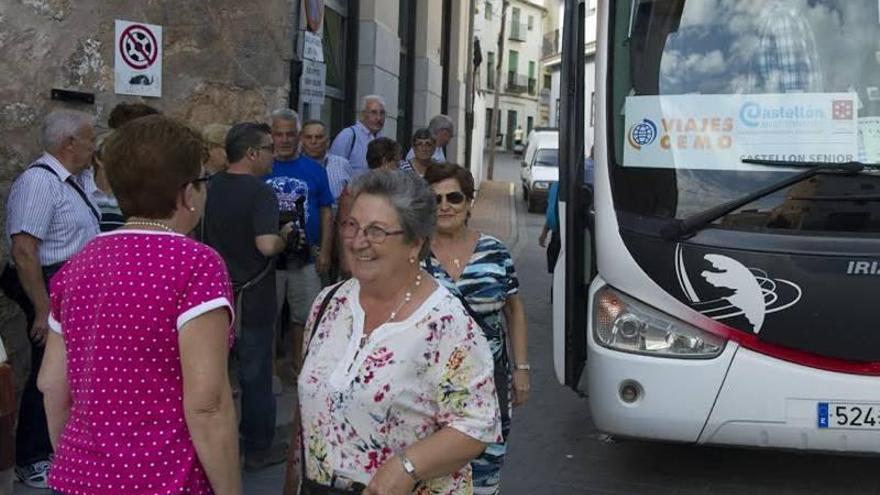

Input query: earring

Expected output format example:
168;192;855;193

189;207;196;212
409;257;416;265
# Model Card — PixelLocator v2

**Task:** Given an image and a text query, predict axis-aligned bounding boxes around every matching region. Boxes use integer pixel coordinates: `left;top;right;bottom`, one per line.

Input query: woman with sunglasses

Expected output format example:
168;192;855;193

399;128;436;177
423;163;530;495
288;170;500;495
38;115;242;495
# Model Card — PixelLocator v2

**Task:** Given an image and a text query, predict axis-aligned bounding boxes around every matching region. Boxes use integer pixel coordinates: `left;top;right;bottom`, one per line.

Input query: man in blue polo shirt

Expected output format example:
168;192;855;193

266;108;334;374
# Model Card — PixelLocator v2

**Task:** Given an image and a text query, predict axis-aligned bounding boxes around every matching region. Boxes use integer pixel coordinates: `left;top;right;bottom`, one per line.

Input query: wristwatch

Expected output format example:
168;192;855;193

399;454;419;482
515;363;531;371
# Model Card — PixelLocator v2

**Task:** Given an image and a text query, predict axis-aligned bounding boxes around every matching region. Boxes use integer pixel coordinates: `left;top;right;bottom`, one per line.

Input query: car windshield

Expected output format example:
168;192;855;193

535;148;559;167
610;0;880;234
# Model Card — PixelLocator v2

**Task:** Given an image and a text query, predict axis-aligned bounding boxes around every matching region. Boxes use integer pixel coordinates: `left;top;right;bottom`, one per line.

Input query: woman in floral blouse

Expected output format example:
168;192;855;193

288;170;501;495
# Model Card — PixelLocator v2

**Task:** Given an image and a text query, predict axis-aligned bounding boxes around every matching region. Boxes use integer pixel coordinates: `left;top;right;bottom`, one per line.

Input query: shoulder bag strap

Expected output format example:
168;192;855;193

303;281;344;360
32;163;100;222
347;126;357;158
238;259;274;292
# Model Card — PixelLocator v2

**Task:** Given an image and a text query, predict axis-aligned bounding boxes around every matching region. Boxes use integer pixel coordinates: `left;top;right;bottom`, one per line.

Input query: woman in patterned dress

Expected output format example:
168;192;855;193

423;163;530;495
290;170;501;495
37;115;241;495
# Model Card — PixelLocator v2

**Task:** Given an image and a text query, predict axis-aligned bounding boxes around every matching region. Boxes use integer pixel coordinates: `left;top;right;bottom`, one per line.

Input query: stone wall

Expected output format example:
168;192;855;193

0;0;295;320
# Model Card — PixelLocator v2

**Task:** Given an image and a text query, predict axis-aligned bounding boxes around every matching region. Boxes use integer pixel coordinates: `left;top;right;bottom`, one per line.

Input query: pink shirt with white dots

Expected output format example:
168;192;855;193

47;230;234;495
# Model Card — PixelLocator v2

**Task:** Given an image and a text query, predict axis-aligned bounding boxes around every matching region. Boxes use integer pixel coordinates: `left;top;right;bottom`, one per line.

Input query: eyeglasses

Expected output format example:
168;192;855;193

414;140;435;148
366;109;386;117
339;218;404;243
435;191;467;205
185;172;213;188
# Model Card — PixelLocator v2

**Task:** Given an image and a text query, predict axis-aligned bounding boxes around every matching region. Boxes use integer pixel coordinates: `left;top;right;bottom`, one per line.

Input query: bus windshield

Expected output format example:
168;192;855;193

610;0;880;235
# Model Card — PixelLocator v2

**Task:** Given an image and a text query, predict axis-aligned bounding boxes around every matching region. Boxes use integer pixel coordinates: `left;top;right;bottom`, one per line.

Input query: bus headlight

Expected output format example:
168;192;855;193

593;286;726;358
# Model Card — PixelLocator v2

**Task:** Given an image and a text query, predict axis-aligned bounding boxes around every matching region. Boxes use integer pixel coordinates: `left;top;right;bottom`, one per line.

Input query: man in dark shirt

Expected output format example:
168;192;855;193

202;122;292;471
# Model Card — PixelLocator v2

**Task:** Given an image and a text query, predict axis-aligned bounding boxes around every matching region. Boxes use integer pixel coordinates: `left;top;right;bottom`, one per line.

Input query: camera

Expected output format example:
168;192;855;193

278;197;311;268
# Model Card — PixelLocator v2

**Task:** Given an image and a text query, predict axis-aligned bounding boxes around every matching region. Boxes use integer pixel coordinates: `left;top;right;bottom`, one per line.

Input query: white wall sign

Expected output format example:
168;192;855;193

301;59;326;105
623;93;858;170
303;31;324;63
114;20;162;98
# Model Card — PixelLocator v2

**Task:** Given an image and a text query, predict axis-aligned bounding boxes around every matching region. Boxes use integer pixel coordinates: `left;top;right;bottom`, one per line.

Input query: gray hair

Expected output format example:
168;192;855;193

428;114;454;136
360;94;386;112
270;107;300;131
349;170;436;259
40;109;93;151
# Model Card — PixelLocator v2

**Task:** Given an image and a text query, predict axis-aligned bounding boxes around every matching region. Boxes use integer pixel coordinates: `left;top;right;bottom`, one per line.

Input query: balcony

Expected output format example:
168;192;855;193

507;72;529;94
509;22;528;42
542;29;560;58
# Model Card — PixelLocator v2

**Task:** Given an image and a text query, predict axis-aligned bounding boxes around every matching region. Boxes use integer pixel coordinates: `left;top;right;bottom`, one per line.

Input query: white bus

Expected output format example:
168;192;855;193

554;0;880;453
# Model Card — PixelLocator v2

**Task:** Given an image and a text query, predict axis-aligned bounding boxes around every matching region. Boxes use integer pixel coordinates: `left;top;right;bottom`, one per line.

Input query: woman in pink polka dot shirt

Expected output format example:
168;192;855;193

37;115;242;495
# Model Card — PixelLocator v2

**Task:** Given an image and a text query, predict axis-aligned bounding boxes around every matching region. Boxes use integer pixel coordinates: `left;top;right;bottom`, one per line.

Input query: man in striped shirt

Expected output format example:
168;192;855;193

299;119;352;202
1;109;100;489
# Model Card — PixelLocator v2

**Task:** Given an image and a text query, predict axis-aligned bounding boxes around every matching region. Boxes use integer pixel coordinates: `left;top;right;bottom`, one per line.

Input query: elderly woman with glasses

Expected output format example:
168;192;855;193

286;170;500;495
37;115;242;495
399;128;436;177
423;163;529;495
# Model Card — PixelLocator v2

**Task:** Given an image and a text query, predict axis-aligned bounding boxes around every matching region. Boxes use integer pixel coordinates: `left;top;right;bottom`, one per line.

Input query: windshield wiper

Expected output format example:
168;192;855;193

660;159;880;240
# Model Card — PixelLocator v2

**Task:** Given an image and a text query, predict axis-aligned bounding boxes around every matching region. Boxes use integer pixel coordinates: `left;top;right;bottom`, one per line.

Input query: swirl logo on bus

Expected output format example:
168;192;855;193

627;119;658;149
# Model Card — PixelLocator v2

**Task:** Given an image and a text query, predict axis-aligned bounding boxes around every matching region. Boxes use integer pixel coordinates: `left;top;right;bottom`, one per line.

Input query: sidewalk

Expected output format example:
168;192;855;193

470;181;517;247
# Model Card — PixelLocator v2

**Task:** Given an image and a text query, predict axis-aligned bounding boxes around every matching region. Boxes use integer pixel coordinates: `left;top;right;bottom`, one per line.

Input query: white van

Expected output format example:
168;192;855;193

520;128;559;212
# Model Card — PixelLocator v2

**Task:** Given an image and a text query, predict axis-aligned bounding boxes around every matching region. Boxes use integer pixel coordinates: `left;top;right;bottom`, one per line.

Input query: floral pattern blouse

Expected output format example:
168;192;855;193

297;279;502;494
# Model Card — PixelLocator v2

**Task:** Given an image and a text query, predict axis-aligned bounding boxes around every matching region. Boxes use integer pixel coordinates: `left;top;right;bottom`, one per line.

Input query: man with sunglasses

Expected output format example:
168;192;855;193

202;122;294;471
1;109;100;489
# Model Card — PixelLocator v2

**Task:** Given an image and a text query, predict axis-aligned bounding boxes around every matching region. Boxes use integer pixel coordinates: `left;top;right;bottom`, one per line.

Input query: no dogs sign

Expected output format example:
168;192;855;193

114;20;163;98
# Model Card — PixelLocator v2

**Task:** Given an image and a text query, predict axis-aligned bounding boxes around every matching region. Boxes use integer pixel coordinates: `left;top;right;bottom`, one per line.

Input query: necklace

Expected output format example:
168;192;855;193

358;272;424;349
387;272;423;322
125;219;176;233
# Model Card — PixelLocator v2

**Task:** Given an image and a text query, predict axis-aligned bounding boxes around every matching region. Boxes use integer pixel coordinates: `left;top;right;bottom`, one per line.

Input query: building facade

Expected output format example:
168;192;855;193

293;0;472;161
541;0;598;150
0;0;472;322
475;0;547;150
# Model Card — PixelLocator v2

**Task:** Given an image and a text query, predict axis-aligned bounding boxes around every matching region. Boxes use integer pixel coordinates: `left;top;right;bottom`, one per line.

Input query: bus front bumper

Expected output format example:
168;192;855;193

587;288;880;453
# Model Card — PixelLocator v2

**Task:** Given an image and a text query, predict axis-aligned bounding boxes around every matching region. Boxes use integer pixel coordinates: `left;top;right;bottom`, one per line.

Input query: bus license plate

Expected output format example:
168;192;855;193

818;402;880;429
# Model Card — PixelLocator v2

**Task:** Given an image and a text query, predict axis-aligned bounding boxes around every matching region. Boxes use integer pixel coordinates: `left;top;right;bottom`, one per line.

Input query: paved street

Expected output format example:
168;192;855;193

15;153;880;494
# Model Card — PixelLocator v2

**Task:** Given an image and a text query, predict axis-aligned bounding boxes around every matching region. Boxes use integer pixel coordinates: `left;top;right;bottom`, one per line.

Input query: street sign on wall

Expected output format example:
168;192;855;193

301;59;326;104
114;20;162;98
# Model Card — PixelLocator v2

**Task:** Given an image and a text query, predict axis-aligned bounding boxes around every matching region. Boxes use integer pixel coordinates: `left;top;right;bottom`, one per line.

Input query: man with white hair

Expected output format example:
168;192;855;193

0;109;100;488
266;109;334;377
404;114;454;163
329;95;386;177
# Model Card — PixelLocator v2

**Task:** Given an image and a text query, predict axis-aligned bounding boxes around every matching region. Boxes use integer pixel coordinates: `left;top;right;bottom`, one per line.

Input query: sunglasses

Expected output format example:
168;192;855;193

435;191;467;205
